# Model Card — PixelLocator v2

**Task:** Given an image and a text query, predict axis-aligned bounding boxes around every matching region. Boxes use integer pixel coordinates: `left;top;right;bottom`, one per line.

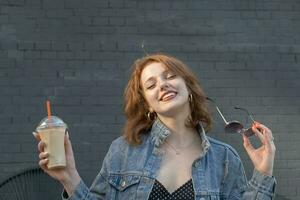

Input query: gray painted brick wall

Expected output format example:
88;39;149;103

0;0;299;199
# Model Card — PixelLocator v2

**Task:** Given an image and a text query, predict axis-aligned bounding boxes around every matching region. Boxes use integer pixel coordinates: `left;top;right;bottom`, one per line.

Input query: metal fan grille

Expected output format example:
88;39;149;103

0;167;61;200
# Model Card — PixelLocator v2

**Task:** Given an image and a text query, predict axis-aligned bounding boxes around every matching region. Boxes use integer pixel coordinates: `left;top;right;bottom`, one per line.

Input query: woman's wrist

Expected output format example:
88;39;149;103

255;167;273;177
61;170;82;196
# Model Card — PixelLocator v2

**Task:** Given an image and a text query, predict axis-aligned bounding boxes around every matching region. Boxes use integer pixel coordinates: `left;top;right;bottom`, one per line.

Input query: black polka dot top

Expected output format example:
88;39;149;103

148;179;195;200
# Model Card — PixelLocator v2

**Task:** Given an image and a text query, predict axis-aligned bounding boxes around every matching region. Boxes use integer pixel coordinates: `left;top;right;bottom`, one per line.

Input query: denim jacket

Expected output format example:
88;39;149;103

63;120;276;200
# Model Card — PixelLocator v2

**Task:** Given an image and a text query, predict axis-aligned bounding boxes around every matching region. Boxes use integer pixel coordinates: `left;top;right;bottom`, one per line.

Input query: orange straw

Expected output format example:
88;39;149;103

46;100;51;118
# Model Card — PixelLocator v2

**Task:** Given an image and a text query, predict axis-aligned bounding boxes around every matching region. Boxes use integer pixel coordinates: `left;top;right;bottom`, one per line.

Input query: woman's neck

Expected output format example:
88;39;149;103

157;114;198;147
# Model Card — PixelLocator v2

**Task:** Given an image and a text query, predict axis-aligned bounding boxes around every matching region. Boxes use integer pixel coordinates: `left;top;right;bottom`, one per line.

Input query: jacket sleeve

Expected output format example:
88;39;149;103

61;144;113;200
229;160;276;200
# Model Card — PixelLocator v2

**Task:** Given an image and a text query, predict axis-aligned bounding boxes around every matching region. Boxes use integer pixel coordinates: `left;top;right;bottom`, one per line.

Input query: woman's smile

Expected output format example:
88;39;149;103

160;91;178;102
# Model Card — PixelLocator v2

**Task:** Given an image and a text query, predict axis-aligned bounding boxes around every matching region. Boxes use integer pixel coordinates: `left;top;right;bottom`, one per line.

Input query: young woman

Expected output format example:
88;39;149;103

35;53;276;200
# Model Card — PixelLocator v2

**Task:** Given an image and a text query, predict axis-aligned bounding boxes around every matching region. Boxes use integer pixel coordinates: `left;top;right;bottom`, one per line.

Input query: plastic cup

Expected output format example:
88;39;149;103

36;116;68;169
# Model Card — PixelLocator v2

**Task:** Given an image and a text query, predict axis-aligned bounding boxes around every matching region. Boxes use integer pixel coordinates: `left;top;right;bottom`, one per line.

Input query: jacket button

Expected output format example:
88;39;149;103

121;180;126;188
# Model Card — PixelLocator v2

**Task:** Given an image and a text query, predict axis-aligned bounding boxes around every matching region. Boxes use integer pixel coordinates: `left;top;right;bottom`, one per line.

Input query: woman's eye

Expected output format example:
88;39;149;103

167;74;176;79
146;84;155;90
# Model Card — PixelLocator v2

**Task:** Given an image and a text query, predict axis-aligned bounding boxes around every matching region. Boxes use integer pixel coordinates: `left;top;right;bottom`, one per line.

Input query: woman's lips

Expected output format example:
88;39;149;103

160;92;177;101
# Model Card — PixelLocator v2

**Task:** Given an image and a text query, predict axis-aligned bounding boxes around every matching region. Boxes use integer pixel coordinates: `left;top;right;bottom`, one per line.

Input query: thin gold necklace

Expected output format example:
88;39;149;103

164;140;197;155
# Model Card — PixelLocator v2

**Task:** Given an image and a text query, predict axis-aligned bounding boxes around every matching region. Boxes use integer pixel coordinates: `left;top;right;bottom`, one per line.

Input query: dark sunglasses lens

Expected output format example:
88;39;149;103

225;121;244;134
243;127;255;137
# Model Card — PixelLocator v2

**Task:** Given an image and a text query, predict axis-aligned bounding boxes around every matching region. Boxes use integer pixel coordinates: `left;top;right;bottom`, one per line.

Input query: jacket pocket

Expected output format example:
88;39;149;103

107;174;141;192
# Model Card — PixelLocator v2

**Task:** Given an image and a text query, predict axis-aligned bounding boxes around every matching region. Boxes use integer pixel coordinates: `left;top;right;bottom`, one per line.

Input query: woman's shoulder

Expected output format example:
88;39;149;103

110;135;128;148
110;134;151;150
106;136;130;156
105;134;152;159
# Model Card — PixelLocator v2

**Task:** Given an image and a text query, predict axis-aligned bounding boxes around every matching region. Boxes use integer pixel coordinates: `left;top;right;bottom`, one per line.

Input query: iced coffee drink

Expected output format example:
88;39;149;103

36;116;68;169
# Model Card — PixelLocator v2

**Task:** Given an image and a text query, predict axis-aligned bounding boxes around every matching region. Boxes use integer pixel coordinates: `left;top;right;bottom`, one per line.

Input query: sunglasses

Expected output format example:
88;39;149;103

206;97;255;137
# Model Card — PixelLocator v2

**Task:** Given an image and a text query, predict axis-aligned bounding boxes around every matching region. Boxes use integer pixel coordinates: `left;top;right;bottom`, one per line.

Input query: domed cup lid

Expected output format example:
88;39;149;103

36;116;67;131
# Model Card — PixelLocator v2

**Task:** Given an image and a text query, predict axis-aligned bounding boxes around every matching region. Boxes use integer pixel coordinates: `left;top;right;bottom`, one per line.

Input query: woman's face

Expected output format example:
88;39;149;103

140;62;190;117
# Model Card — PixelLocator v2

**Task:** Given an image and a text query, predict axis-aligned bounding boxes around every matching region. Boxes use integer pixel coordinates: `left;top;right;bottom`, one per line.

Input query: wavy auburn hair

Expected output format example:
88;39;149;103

123;53;212;145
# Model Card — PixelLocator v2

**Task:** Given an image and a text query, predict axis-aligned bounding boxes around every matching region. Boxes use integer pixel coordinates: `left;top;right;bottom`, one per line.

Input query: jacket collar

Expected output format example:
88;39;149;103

150;119;210;154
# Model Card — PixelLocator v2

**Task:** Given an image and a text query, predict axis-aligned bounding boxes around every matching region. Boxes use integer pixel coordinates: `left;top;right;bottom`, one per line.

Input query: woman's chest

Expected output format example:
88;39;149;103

155;149;201;193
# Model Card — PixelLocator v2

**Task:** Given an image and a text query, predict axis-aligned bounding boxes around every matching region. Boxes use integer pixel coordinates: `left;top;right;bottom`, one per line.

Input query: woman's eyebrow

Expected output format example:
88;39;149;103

162;69;173;76
144;77;156;86
143;69;171;86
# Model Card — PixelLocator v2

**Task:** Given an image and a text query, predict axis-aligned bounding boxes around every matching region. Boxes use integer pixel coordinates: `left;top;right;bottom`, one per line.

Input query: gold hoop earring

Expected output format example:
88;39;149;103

188;94;193;102
147;111;156;120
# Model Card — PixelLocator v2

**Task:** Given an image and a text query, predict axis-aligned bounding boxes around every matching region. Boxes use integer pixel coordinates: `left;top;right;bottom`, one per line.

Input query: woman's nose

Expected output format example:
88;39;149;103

159;79;170;91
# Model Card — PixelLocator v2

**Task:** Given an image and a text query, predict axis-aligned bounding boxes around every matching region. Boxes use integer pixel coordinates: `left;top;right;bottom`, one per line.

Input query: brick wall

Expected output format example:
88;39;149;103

0;0;299;199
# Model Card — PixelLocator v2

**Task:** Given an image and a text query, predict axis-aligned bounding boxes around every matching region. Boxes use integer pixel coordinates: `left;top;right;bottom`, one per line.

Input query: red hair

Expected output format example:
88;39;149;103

123;53;212;145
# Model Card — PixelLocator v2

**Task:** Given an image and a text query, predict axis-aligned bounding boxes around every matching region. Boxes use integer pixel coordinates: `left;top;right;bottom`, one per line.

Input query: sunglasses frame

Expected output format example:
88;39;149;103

206;97;255;137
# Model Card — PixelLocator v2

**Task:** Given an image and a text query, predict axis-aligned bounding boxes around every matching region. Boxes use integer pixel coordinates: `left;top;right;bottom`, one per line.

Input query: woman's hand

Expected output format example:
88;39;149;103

243;122;276;176
33;131;81;196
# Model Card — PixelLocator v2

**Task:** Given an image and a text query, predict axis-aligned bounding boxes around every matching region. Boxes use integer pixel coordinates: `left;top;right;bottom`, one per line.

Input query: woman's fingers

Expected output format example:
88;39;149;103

38;141;46;152
254;122;274;141
39;152;49;159
251;122;276;156
39;158;49;168
32;132;41;141
65;131;74;156
252;122;268;143
252;122;275;145
243;134;255;154
34;131;47;153
39;158;48;165
33;131;48;169
251;125;265;143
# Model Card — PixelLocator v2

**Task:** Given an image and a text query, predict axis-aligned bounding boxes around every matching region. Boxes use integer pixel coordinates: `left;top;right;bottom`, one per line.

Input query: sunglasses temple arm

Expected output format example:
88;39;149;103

215;106;229;124
235;106;256;124
206;97;229;124
249;114;255;124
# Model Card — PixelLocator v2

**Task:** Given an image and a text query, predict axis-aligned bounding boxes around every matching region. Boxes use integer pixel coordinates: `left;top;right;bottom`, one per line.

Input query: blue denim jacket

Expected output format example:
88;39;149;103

63;120;276;200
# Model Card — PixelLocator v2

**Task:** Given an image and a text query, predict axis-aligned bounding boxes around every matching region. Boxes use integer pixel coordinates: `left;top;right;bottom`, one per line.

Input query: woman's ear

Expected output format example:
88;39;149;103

148;107;154;113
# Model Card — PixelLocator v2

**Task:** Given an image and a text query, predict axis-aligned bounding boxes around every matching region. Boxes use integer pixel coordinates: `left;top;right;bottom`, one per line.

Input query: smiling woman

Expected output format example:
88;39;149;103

123;54;212;145
34;53;277;200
